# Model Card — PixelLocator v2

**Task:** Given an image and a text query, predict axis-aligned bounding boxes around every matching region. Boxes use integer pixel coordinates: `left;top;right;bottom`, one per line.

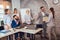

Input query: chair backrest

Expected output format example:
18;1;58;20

0;26;4;30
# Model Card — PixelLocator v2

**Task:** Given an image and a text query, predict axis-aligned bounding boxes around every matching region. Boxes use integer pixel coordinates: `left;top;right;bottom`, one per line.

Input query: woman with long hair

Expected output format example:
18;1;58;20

47;7;57;40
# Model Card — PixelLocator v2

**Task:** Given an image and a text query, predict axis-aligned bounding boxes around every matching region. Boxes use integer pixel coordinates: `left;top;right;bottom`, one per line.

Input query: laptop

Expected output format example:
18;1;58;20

25;24;37;30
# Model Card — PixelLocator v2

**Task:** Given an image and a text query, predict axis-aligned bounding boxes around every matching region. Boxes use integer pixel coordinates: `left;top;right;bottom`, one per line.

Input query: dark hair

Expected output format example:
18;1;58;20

14;8;17;11
5;9;9;14
13;15;16;18
40;6;44;9
50;7;55;19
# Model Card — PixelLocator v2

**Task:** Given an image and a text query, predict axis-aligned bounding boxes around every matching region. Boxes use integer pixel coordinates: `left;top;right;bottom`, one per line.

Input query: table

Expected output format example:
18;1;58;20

0;28;43;40
0;28;21;40
18;28;43;34
16;28;43;40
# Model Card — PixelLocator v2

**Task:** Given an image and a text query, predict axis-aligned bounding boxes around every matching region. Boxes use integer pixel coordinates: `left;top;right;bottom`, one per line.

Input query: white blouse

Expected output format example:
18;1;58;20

47;12;55;26
24;14;32;24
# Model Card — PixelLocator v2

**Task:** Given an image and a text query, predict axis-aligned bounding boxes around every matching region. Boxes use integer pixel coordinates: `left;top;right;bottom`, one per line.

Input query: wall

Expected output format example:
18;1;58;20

11;0;60;35
11;0;20;11
0;1;11;9
0;1;11;26
20;0;48;14
20;0;48;24
20;0;60;35
45;0;60;35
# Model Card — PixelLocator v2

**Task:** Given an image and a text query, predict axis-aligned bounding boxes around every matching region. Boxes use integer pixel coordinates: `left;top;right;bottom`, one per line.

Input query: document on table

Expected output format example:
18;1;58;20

0;30;10;33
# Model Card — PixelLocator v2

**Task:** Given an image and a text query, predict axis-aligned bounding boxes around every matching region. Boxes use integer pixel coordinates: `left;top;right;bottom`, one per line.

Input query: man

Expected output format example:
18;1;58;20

4;9;12;30
37;6;47;28
3;9;12;40
11;15;20;28
37;6;48;38
11;15;24;40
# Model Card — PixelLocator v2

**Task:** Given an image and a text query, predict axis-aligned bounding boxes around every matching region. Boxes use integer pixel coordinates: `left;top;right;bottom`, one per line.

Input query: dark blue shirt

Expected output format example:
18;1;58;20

11;20;20;28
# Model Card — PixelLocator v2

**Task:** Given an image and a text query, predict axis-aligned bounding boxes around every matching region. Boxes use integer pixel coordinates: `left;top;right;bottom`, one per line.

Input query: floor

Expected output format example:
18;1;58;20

25;35;60;40
0;32;60;40
0;35;60;40
20;33;60;40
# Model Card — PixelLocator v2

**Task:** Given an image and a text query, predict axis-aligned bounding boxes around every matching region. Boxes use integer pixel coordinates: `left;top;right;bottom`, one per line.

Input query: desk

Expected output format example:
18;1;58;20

0;29;20;40
18;28;43;34
16;28;43;40
0;28;43;40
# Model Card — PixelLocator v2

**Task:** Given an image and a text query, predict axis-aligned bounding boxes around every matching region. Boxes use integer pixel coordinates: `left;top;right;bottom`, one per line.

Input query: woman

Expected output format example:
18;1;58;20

13;8;22;24
24;10;33;24
47;7;57;40
13;8;20;18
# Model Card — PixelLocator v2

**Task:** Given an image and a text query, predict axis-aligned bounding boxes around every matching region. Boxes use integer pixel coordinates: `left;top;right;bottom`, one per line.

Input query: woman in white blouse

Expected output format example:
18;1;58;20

47;7;57;40
24;10;33;24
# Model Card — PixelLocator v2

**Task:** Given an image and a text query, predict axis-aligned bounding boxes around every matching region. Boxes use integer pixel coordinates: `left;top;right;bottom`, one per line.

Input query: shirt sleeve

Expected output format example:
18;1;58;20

47;13;52;22
6;17;11;26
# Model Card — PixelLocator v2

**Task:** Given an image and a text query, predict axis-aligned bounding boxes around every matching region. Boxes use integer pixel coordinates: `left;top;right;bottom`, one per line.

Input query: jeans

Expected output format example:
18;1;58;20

36;24;43;28
15;32;24;40
43;21;47;37
36;22;47;37
9;32;24;40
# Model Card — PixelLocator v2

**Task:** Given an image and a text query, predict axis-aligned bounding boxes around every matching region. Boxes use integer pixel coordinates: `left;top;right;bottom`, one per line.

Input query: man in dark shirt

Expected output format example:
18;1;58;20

11;15;20;28
11;15;24;40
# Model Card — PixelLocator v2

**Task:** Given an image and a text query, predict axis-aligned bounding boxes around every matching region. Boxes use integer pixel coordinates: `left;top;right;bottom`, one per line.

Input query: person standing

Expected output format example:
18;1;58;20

37;6;48;25
37;6;48;38
47;7;57;40
3;9;12;30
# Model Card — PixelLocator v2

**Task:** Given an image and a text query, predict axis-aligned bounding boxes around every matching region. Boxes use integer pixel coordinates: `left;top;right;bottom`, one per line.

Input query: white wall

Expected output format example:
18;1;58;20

11;0;20;11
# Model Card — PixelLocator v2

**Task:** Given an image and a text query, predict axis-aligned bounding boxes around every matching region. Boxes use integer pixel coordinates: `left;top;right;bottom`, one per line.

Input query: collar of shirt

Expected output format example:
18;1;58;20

41;12;45;16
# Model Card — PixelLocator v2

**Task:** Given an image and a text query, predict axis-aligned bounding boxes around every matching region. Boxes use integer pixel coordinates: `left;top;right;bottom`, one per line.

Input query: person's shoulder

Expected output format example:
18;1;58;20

12;20;15;22
12;20;17;24
3;15;6;17
38;12;42;15
4;15;8;17
49;12;52;15
38;12;41;13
